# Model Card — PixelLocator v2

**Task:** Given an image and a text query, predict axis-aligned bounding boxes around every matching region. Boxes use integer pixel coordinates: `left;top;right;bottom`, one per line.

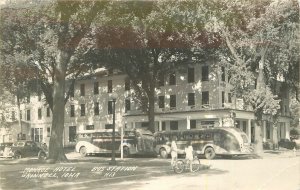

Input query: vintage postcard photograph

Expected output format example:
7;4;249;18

0;0;299;190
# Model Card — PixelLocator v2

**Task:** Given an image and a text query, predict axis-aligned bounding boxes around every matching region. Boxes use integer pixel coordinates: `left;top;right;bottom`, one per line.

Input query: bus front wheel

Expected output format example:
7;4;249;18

204;147;215;160
159;148;168;159
79;146;87;157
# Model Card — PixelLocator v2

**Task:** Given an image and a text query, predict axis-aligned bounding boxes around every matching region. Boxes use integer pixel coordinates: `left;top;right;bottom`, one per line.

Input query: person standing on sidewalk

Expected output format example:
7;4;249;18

185;141;193;172
170;137;178;168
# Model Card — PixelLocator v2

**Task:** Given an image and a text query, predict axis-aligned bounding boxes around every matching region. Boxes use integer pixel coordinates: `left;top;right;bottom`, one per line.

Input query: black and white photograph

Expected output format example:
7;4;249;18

0;0;299;189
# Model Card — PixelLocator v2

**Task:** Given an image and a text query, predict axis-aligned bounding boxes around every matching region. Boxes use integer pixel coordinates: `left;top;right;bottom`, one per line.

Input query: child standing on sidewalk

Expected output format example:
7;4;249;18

185;141;193;172
170;137;178;168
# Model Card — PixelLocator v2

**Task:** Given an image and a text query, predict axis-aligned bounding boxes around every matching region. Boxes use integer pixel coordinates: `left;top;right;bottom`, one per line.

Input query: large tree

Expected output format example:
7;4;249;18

201;0;299;154
94;1;214;132
0;0;108;162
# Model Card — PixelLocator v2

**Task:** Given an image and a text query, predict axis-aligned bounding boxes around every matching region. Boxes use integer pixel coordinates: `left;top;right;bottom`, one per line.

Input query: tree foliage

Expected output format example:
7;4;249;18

0;0;108;162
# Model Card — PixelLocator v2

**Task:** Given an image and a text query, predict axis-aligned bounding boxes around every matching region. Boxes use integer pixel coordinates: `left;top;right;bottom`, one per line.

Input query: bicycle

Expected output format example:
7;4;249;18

173;155;201;173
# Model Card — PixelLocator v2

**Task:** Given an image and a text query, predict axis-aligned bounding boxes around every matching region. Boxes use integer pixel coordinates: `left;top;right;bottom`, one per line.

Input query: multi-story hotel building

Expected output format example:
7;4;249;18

0;63;292;148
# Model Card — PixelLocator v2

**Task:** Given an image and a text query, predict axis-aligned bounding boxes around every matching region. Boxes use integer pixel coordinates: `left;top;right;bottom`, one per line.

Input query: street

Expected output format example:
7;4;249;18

0;151;299;190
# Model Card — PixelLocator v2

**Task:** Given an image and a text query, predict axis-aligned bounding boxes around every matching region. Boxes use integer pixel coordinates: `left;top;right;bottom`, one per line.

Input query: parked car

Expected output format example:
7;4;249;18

290;128;300;149
11;141;47;160
278;139;296;150
0;142;13;158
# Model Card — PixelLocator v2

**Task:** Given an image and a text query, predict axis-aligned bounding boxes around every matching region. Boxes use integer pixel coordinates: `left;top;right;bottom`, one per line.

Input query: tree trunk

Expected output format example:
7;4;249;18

147;81;156;133
272;125;278;150
47;51;69;163
16;95;22;139
254;119;264;155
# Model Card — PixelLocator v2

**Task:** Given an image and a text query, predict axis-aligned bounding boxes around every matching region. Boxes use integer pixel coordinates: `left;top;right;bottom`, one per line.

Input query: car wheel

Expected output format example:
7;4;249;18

204;147;215;160
79;146;87;157
38;151;47;160
159;148;168;159
123;146;130;158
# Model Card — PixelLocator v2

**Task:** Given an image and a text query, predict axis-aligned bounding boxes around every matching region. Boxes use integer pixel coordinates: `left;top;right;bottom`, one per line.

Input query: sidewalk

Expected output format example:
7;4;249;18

262;148;300;158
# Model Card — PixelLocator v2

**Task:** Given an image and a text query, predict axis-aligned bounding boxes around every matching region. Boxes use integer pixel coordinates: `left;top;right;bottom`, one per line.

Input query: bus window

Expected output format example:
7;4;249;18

187;134;193;140
205;133;211;139
200;133;206;139
214;133;221;141
171;135;178;141
125;131;135;136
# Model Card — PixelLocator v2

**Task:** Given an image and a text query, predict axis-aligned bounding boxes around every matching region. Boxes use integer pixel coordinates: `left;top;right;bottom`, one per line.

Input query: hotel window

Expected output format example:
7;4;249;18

188;67;195;83
108;101;113;114
86;125;94;130
70;85;74;97
202;91;209;106
80;84;85;96
169;72;176;85
158;96;165;108
221;66;225;81
34;128;43;142
188;93;195;106
162;122;166;131
80;104;85;116
141;122;149;128
228;93;232;103
105;124;113;129
70;105;75;117
26;109;31;121
170;121;178;130
94;102;99;115
108;80;112;93
47;127;51;137
222;91;225;107
170;95;176;109
125;99;131;113
202;66;209;81
243;121;247;133
69;126;76;142
158;74;164;87
94;82;99;95
38;108;42;120
190;120;196;129
125;78;130;91
47;107;51;117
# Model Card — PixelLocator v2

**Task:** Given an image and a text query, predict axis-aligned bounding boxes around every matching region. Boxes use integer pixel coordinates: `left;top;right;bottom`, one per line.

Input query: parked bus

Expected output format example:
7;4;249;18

154;127;253;159
75;129;155;157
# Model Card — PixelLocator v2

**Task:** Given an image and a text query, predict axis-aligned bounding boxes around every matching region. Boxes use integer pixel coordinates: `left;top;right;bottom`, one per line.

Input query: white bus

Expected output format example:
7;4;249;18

154;127;253;159
75;129;154;157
